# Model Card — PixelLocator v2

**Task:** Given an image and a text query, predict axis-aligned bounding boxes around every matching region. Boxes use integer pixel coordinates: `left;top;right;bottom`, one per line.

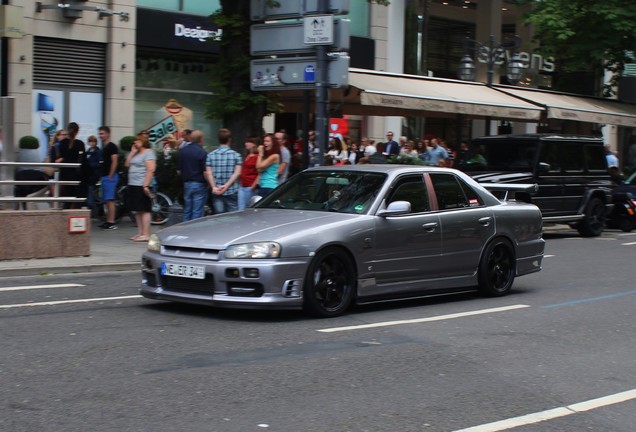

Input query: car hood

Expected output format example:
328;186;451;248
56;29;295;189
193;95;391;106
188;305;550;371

156;208;360;249
467;171;534;183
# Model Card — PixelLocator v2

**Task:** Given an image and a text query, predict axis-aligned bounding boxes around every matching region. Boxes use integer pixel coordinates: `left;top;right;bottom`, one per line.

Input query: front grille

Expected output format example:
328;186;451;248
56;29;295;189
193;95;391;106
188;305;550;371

162;245;220;260
160;274;215;296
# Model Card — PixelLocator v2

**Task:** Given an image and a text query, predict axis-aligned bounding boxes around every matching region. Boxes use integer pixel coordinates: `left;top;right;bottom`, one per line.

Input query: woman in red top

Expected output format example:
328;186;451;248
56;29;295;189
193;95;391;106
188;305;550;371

238;136;260;210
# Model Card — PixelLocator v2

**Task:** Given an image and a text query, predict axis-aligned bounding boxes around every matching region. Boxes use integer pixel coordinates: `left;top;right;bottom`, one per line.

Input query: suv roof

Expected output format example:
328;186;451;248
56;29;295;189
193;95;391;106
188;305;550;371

473;133;604;143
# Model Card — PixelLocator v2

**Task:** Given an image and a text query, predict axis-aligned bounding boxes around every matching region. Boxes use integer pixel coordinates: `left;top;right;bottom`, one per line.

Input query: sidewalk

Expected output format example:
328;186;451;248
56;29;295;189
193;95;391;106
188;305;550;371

0;219;154;277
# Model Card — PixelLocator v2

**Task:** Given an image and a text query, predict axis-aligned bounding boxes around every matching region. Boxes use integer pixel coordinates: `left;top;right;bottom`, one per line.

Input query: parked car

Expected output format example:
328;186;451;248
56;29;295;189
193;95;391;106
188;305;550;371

459;134;613;237
140;165;545;317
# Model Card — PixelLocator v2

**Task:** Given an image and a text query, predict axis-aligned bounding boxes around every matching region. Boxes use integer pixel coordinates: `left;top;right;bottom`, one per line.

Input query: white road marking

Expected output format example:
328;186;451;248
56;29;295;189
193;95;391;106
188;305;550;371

0;295;142;309
621;242;636;246
0;283;84;292
317;304;530;333
453;388;636;432
543;254;555;258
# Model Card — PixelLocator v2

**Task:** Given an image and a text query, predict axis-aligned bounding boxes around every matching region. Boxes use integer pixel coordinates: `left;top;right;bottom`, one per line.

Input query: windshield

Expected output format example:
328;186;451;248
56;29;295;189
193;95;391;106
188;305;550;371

254;170;387;214
460;141;539;172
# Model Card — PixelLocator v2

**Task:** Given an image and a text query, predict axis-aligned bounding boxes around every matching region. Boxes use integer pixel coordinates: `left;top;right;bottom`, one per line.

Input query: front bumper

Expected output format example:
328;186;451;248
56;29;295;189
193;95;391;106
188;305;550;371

140;251;312;310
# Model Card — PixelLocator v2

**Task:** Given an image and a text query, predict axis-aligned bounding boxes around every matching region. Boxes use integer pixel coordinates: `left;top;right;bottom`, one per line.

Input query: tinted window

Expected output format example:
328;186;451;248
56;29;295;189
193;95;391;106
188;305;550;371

387;176;430;213
585;145;608;171
430;173;481;210
538;142;561;172
463;140;538;171
562;143;585;172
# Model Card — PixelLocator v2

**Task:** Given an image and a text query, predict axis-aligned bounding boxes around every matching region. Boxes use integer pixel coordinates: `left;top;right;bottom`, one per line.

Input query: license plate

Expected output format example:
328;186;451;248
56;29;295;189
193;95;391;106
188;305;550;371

161;262;205;279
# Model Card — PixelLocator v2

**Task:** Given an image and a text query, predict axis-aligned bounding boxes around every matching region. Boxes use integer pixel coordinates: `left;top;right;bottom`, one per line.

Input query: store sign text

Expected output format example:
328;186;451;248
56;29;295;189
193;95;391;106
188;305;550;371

478;49;555;73
174;24;222;42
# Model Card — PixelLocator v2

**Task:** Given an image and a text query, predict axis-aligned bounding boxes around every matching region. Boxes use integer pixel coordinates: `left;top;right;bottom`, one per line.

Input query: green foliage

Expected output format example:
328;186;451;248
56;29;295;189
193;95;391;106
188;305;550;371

155;150;182;201
119;136;135;152
520;0;636;95
387;154;425;165
19;135;39;149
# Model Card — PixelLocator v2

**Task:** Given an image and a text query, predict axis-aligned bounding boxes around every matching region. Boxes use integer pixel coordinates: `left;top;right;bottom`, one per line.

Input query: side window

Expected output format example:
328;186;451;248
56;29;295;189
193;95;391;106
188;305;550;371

561;143;584;172
387;176;430;213
584;144;607;172
538;142;561;172
430;173;474;210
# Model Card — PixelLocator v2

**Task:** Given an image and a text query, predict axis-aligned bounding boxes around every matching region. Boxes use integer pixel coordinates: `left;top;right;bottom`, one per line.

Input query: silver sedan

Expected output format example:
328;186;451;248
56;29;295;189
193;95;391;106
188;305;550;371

140;165;544;317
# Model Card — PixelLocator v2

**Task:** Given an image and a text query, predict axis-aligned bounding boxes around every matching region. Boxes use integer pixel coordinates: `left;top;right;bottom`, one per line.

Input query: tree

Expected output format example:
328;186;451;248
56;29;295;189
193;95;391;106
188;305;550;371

206;0;390;150
521;0;636;96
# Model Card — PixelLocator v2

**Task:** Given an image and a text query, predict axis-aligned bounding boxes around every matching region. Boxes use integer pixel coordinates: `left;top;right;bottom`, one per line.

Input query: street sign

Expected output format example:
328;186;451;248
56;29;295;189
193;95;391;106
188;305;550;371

251;56;349;91
250;0;349;20
250;19;349;56
304;15;334;45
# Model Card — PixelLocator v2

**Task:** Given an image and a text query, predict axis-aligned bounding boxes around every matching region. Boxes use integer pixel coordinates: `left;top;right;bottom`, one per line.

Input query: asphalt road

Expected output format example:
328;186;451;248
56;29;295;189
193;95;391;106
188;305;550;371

1;229;635;432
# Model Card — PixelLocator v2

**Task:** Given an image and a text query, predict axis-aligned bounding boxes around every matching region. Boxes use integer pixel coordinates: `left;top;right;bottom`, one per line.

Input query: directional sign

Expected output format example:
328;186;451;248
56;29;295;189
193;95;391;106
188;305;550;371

250;0;349;20
251;19;349;56
251;56;349;91
304;15;334;45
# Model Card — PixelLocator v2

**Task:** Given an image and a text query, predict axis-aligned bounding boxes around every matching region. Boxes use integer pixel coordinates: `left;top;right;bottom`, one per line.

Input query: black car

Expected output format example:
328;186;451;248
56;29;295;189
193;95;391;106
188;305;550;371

459;134;613;237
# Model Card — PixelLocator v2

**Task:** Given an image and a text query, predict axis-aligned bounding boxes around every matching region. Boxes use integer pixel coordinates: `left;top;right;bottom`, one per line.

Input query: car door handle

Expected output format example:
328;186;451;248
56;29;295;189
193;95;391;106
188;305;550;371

422;222;438;232
478;217;492;226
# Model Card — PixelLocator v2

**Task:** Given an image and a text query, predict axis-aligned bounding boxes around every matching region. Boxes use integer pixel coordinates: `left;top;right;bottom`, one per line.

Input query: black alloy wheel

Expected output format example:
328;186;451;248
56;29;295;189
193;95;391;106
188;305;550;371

577;197;605;237
303;247;355;317
478;239;515;296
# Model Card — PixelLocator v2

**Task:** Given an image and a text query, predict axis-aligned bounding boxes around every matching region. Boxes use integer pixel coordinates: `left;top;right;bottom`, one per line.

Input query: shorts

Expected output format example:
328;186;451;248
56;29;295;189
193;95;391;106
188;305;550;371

127;185;152;212
101;174;119;201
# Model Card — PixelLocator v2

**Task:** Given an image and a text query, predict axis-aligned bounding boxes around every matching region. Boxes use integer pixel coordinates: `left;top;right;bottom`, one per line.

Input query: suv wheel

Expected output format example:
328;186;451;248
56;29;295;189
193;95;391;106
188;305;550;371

577;197;605;237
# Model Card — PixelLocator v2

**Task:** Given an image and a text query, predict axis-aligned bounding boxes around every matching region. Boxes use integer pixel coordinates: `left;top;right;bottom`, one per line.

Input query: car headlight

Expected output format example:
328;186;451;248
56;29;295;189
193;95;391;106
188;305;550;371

147;234;161;252
224;242;281;259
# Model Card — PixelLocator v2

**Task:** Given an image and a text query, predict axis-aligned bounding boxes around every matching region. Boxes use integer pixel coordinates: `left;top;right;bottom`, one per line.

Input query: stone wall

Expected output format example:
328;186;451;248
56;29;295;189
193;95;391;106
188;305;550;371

0;209;90;260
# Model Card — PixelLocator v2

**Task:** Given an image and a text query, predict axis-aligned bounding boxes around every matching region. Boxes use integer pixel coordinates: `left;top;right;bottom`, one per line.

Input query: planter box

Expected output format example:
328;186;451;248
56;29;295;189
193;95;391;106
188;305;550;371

0;209;90;260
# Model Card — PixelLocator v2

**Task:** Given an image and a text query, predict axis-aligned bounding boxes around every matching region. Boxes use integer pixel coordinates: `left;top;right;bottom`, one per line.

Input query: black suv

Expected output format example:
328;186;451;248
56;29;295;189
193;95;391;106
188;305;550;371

459;134;613;237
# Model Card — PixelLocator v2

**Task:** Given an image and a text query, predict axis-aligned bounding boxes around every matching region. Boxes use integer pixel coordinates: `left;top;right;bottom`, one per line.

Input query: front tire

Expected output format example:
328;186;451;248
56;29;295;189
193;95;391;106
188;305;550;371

577;197;605;237
478;239;515;297
303;248;355;317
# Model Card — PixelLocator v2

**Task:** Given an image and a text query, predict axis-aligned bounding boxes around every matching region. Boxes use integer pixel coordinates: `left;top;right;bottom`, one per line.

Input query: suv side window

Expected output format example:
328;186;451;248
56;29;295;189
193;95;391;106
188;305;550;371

562;143;585;172
584;144;608;172
538;142;561;172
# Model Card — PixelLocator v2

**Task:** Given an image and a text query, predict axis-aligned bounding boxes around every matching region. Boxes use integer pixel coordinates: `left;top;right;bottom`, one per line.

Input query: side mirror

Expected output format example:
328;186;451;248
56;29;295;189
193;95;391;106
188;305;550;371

538;162;551;173
377;200;411;217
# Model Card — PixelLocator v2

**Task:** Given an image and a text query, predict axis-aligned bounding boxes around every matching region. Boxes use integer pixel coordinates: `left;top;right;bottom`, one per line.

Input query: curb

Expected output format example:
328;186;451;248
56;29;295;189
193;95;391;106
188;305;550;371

0;262;141;277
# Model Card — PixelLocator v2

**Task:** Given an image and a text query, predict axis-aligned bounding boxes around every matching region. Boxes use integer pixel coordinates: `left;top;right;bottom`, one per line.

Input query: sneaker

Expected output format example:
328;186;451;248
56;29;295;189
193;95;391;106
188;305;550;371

101;223;118;230
98;222;109;229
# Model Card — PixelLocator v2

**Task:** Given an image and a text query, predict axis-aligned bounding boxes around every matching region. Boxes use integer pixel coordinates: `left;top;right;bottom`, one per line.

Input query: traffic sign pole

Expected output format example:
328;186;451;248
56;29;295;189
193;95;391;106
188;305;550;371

315;0;329;166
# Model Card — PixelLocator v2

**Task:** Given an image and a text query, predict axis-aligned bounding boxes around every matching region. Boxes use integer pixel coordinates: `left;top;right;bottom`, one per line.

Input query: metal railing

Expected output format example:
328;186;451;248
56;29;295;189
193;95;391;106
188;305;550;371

0;161;85;209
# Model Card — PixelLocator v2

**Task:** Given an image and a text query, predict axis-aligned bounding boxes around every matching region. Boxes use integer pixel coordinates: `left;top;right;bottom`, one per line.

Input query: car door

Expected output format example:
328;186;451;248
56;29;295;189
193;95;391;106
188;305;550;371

371;174;442;297
428;172;495;278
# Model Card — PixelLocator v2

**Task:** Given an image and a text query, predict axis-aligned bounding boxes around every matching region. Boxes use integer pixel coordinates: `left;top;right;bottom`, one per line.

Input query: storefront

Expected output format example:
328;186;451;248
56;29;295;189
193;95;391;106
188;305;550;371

135;9;222;149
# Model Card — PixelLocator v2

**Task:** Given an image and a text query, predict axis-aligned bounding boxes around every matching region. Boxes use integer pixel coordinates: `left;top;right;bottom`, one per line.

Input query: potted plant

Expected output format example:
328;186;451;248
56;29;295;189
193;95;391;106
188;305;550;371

16;135;42;169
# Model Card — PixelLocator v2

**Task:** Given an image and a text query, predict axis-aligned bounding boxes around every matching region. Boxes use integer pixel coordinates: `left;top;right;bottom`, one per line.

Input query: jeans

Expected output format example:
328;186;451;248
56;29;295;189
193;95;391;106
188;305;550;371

238;186;255;210
183;182;208;221
212;193;238;214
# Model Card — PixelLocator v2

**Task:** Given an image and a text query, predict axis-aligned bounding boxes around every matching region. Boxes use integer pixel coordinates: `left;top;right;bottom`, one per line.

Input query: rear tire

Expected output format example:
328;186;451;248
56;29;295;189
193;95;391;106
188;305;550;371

577;197;605;237
478;239;515;297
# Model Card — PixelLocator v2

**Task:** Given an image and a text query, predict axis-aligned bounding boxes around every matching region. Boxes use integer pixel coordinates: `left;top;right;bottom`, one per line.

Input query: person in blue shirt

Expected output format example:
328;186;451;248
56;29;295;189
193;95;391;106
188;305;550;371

178;130;209;221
